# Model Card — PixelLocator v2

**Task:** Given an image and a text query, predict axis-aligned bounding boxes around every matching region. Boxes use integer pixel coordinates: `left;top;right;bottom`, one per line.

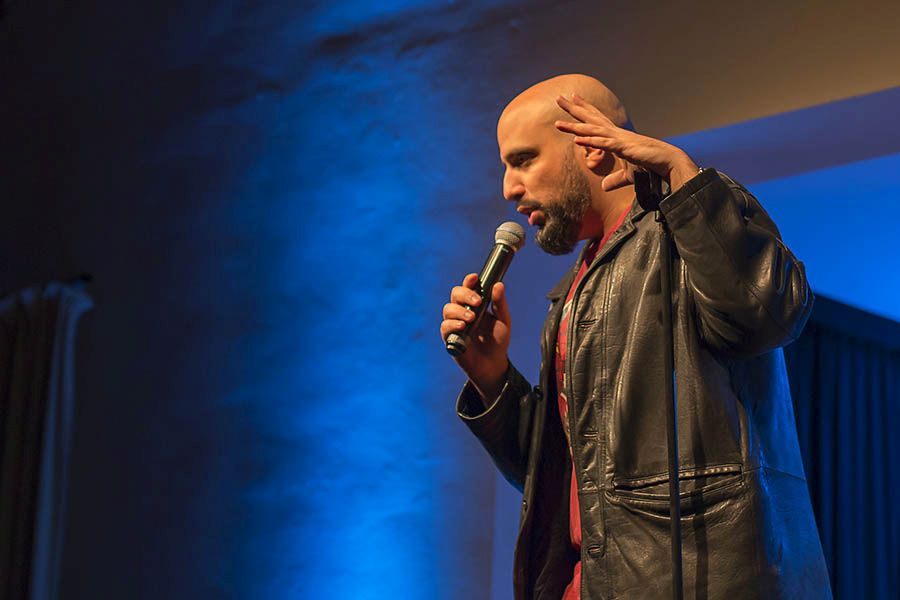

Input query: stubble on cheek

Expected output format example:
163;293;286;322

534;159;591;256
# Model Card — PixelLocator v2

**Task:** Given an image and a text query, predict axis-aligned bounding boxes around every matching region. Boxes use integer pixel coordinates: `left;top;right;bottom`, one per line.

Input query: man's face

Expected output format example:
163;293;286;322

498;107;591;255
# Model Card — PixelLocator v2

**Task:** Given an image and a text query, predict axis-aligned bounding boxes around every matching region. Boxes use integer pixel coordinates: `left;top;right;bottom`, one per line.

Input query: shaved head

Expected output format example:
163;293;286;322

498;73;632;140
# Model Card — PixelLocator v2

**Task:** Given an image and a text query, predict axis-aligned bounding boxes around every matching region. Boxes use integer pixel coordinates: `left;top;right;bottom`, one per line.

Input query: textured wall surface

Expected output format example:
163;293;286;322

2;2;509;598
1;2;898;598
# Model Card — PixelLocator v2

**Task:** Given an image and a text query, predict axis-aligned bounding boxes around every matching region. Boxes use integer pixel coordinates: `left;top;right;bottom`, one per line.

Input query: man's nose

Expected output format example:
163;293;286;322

503;174;525;202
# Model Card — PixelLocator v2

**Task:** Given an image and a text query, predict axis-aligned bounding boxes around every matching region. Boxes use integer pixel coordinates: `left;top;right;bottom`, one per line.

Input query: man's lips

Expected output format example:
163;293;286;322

517;203;545;227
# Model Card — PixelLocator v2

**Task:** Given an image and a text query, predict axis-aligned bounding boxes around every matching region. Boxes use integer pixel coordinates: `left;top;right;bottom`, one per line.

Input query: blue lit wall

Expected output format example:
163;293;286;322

1;2;517;598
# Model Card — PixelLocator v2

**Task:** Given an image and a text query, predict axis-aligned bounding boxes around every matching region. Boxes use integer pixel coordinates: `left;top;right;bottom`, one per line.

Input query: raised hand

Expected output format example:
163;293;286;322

555;94;699;193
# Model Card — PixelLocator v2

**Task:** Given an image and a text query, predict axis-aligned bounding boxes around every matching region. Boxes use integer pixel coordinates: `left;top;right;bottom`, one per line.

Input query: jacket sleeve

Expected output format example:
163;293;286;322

659;168;813;358
456;363;536;492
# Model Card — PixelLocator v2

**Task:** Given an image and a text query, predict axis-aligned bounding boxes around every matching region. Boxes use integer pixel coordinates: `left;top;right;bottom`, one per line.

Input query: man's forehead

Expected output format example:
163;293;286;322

497;98;562;150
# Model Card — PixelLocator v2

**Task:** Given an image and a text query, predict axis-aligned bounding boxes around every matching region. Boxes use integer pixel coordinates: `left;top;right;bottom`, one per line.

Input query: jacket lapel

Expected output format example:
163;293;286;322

589;200;646;269
540;199;648;372
542;256;580;367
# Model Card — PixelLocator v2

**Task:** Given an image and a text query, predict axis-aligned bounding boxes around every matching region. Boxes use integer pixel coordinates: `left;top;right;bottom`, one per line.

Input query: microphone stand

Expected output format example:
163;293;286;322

634;169;683;600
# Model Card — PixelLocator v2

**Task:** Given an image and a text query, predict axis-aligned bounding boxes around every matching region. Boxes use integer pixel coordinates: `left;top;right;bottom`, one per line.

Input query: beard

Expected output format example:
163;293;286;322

533;153;592;255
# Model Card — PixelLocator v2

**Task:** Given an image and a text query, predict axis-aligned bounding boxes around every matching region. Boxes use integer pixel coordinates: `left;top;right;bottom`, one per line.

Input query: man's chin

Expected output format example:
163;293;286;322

535;228;578;255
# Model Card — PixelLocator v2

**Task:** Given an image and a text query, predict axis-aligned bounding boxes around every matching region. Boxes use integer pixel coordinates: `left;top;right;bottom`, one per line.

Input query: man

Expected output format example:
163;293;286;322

440;74;831;599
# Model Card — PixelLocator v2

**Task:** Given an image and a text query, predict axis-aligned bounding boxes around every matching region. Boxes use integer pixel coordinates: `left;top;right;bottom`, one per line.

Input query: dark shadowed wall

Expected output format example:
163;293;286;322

1;1;898;598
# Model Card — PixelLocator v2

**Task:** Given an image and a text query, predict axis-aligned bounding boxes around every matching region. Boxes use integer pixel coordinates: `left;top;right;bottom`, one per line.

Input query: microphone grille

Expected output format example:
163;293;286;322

495;221;526;251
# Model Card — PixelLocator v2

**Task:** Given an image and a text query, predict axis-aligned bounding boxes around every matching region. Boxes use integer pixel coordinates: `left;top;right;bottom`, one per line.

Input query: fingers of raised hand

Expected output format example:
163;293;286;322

555;95;594;123
554;120;609;137
570;94;607;119
572;135;617;153
556;94;609;124
556;120;616;154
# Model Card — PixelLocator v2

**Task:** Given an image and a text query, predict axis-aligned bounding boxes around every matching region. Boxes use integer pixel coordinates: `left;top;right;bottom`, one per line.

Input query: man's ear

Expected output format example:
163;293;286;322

584;147;614;173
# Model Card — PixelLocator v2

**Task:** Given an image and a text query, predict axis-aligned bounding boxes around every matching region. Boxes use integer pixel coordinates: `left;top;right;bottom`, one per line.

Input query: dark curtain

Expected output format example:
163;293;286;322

784;295;900;599
0;283;91;600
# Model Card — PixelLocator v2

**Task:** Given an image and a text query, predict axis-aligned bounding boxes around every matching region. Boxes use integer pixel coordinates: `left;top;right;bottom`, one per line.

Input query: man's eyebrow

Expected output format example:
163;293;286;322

502;147;537;165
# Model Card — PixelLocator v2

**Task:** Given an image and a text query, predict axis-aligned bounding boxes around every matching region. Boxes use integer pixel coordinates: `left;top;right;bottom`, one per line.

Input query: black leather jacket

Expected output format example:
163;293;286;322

457;169;831;599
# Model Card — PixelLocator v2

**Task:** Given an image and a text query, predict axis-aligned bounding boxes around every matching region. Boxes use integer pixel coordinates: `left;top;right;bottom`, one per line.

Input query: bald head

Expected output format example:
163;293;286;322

498;74;632;138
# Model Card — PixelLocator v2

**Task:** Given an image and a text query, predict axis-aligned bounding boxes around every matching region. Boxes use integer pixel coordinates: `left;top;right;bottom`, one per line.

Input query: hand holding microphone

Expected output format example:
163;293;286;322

441;222;525;402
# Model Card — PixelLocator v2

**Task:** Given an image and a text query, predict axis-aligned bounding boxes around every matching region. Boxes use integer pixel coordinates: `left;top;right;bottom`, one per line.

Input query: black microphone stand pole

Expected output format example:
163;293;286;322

634;169;683;600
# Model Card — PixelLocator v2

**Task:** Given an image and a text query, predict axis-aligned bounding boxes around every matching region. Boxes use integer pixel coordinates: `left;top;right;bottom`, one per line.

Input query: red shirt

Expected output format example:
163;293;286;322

556;207;630;600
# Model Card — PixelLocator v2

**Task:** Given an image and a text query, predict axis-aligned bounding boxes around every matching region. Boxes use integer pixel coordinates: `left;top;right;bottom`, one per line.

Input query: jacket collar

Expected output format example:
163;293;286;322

545;198;647;301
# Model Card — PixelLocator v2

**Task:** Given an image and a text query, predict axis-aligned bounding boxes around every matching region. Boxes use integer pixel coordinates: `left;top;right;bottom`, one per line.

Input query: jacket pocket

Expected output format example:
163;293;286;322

608;464;743;517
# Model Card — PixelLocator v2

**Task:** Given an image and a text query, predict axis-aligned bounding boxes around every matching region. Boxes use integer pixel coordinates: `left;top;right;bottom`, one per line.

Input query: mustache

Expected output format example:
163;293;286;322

517;200;543;212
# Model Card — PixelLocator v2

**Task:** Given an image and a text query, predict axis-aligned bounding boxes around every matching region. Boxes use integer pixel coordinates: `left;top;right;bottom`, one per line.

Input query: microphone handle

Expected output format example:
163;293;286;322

446;242;515;356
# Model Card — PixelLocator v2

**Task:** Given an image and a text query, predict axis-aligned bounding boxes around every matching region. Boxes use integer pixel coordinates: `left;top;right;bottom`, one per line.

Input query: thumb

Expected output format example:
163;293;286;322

602;168;632;191
491;282;511;326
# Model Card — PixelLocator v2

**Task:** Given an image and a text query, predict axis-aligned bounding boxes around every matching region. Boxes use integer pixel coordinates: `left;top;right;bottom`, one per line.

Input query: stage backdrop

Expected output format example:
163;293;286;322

0;2;898;598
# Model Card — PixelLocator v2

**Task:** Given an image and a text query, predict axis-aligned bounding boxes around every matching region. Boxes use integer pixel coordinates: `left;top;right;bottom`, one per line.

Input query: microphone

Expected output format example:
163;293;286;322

446;221;526;356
